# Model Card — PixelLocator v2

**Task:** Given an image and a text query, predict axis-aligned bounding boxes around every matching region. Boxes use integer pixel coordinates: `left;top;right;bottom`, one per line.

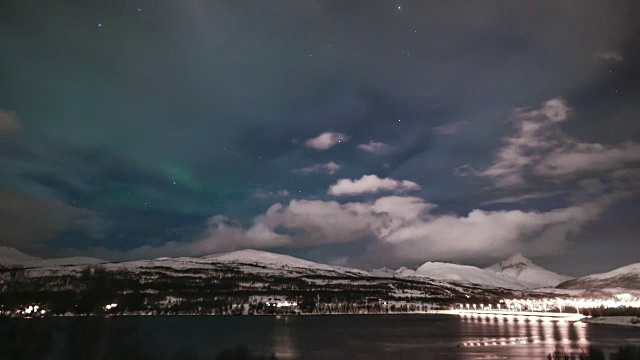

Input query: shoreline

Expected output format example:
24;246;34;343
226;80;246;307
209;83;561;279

5;309;595;319
582;316;640;328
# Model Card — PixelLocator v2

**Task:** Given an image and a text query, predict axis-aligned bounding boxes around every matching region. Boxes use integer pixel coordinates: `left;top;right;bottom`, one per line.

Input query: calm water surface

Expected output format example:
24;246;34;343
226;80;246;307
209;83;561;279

2;314;639;359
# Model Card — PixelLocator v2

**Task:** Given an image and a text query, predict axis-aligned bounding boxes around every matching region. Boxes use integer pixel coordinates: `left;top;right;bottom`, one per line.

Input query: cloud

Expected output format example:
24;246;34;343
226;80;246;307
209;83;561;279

375;194;620;262
0;191;105;250
327;175;421;196
0;109;21;132
357;141;390;155
252;189;290;198
476;98;640;188
111;191;625;263
536;142;640;178
598;50;624;62
305;132;349;150
480;191;566;206
293;161;340;175
432;121;467;135
539;98;570;122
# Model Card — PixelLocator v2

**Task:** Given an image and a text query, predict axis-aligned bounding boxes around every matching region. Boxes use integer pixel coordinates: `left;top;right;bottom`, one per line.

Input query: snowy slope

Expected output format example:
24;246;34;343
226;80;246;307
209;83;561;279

370;267;396;277
204;249;370;276
0;246;105;269
370;266;417;278
557;262;640;291
0;246;41;268
395;267;417;277
485;253;572;288
414;262;525;289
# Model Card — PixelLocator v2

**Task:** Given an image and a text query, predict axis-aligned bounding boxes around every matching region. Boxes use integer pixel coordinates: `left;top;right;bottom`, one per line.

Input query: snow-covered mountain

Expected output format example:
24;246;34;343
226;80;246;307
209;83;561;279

0;246;41;269
405;254;572;290
485;253;573;288
370;266;417;278
413;262;526;289
556;262;640;291
202;249;370;277
0;246;105;269
2;247;507;316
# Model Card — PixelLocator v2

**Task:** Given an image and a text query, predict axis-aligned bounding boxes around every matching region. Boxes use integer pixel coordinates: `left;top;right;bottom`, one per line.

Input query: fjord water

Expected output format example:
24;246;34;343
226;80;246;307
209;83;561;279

2;314;639;359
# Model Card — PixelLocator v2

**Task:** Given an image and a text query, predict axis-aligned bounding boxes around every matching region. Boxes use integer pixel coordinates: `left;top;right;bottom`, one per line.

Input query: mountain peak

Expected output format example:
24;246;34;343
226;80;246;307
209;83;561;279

484;253;572;288
501;252;533;267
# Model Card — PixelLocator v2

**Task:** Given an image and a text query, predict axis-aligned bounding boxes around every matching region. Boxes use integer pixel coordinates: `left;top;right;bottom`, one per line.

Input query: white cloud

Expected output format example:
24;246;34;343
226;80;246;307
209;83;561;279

476;98;640;188
480;191;566;206
0;109;21;132
357;141;390;155
328;175;421;196
432;121;467;135
305;132;349;150
599;50;624;62
98;189;626;264
540;98;570;122
536;142;640;178
293;161;340;175
252;189;290;198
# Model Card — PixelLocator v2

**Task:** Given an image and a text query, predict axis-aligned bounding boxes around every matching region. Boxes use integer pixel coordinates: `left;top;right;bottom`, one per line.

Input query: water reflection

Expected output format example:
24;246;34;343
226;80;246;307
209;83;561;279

272;316;298;359
458;313;589;355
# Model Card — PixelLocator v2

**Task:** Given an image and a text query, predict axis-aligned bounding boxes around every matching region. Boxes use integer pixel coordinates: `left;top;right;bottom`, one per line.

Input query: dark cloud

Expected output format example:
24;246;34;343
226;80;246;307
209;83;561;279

0;191;106;251
0;109;21;132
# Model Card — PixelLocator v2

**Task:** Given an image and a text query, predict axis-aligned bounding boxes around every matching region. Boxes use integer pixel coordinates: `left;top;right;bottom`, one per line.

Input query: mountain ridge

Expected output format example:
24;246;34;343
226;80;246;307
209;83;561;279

485;253;573;288
1;246;637;292
557;262;640;291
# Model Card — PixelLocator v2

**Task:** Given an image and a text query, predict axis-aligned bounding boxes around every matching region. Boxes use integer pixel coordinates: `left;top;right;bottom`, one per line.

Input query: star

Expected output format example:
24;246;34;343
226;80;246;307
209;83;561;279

397;5;402;10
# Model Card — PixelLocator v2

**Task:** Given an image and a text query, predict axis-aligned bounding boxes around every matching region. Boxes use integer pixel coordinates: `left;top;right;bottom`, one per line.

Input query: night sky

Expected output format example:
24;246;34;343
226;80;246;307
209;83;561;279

1;1;639;275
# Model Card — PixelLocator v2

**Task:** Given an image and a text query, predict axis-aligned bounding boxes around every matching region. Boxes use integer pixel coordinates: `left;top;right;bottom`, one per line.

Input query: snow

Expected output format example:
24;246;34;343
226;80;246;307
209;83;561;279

414;262;525;289
370;266;417;278
0;246;607;293
395;266;417;277
557;262;640;291
581;263;640;280
204;249;369;276
0;246;105;269
532;288;585;296
485;253;573;288
0;246;42;268
206;249;331;269
370;267;396;277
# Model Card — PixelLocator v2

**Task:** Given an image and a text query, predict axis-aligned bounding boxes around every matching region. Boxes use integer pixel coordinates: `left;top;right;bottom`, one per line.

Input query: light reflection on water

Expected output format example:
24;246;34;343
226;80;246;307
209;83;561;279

272;315;299;359
457;313;590;357
261;313;605;359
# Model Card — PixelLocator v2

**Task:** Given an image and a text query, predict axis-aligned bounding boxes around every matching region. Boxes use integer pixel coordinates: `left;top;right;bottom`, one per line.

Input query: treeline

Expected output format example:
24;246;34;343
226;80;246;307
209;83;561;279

581;307;640;317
